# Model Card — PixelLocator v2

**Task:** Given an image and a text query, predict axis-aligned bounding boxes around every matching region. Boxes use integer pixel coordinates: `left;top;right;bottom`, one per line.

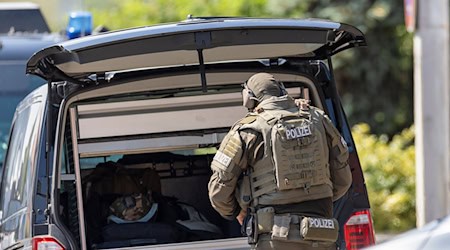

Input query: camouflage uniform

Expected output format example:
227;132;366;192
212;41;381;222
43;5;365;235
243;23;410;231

208;73;352;250
110;193;153;221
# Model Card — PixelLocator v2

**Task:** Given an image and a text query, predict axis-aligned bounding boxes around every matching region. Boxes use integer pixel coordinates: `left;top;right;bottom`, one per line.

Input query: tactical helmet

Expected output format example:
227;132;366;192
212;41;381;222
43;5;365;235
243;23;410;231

243;73;287;109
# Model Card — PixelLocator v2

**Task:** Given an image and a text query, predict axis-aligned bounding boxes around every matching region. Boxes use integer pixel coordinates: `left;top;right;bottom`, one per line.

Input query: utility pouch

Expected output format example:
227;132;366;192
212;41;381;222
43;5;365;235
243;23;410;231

243;208;258;244
271;215;291;240
300;217;339;242
256;207;274;233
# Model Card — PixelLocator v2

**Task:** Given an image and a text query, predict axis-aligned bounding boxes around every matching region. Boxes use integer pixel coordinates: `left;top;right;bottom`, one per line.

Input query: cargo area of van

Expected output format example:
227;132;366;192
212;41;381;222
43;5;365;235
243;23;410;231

55;72;314;249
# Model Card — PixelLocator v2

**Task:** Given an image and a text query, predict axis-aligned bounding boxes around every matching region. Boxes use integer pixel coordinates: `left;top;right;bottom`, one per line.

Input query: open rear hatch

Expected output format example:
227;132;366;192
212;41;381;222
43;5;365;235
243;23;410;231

26;18;365;86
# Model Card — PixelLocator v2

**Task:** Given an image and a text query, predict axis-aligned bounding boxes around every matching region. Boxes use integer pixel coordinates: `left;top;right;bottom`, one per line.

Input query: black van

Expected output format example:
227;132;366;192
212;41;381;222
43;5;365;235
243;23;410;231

0;17;375;250
0;2;64;169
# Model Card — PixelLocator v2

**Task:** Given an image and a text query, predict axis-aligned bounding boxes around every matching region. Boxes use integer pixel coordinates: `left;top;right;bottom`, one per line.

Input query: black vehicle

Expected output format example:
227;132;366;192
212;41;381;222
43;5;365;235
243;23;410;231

0;2;50;33
0;17;375;250
0;2;65;168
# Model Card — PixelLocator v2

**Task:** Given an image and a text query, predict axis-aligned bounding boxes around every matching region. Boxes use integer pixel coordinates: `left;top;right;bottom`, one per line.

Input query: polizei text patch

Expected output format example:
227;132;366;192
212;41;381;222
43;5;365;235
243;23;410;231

308;218;336;229
213;151;232;167
285;125;312;140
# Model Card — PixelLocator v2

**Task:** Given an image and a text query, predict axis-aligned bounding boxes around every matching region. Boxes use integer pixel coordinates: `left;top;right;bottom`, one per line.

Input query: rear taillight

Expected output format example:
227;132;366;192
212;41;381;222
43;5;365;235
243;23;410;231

344;210;376;250
32;236;65;250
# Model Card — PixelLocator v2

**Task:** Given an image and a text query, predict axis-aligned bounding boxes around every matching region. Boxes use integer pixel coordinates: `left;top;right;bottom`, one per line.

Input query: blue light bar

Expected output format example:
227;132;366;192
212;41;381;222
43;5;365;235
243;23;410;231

66;11;92;39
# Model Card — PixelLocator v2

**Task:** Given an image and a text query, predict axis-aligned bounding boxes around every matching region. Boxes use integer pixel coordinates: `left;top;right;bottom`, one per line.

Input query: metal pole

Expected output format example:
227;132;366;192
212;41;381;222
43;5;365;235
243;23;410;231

414;0;450;227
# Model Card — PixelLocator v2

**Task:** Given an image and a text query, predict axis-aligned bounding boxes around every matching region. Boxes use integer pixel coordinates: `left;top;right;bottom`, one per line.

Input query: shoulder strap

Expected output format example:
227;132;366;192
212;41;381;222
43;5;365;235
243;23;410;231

239;115;258;125
258;111;278;125
230;114;258;132
228;115;258;138
259;108;307;126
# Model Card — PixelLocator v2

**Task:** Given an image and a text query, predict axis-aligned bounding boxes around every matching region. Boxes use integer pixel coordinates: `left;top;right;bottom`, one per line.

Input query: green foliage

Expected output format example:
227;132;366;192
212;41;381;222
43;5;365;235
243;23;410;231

352;123;415;232
332;2;413;136
87;0;269;30
288;0;414;136
86;0;414;135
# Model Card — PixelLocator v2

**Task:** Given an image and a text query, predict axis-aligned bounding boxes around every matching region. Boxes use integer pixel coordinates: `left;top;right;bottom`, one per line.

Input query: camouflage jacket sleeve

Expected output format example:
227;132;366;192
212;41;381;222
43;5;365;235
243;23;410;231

321;111;353;201
208;117;259;220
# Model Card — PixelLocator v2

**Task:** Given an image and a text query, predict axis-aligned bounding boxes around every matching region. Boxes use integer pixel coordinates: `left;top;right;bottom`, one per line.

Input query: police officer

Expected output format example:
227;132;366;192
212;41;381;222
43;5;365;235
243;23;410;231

208;73;352;249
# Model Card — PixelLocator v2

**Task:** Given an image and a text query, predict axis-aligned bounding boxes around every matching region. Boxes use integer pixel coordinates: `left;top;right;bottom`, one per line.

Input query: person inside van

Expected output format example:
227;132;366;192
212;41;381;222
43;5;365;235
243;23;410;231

84;161;223;248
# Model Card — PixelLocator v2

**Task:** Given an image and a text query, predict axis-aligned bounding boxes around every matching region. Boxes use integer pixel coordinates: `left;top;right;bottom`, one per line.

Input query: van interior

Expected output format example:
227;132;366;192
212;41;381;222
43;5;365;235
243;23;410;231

56;70;323;249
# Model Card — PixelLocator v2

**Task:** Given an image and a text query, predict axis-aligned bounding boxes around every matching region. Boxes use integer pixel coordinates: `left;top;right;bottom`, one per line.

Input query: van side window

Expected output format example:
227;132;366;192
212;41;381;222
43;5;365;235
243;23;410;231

0;100;42;219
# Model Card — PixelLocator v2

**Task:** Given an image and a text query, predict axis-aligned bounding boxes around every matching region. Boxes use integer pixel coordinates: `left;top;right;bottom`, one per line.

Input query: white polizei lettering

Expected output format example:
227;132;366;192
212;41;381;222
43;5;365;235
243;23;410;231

286;129;293;140
309;218;335;229
213;151;232;167
285;125;312;140
303;126;311;136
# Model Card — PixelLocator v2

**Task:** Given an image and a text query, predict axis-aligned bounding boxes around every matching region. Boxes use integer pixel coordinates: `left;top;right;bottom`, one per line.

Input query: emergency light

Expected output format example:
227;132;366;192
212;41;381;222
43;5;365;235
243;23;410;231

66;11;92;39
